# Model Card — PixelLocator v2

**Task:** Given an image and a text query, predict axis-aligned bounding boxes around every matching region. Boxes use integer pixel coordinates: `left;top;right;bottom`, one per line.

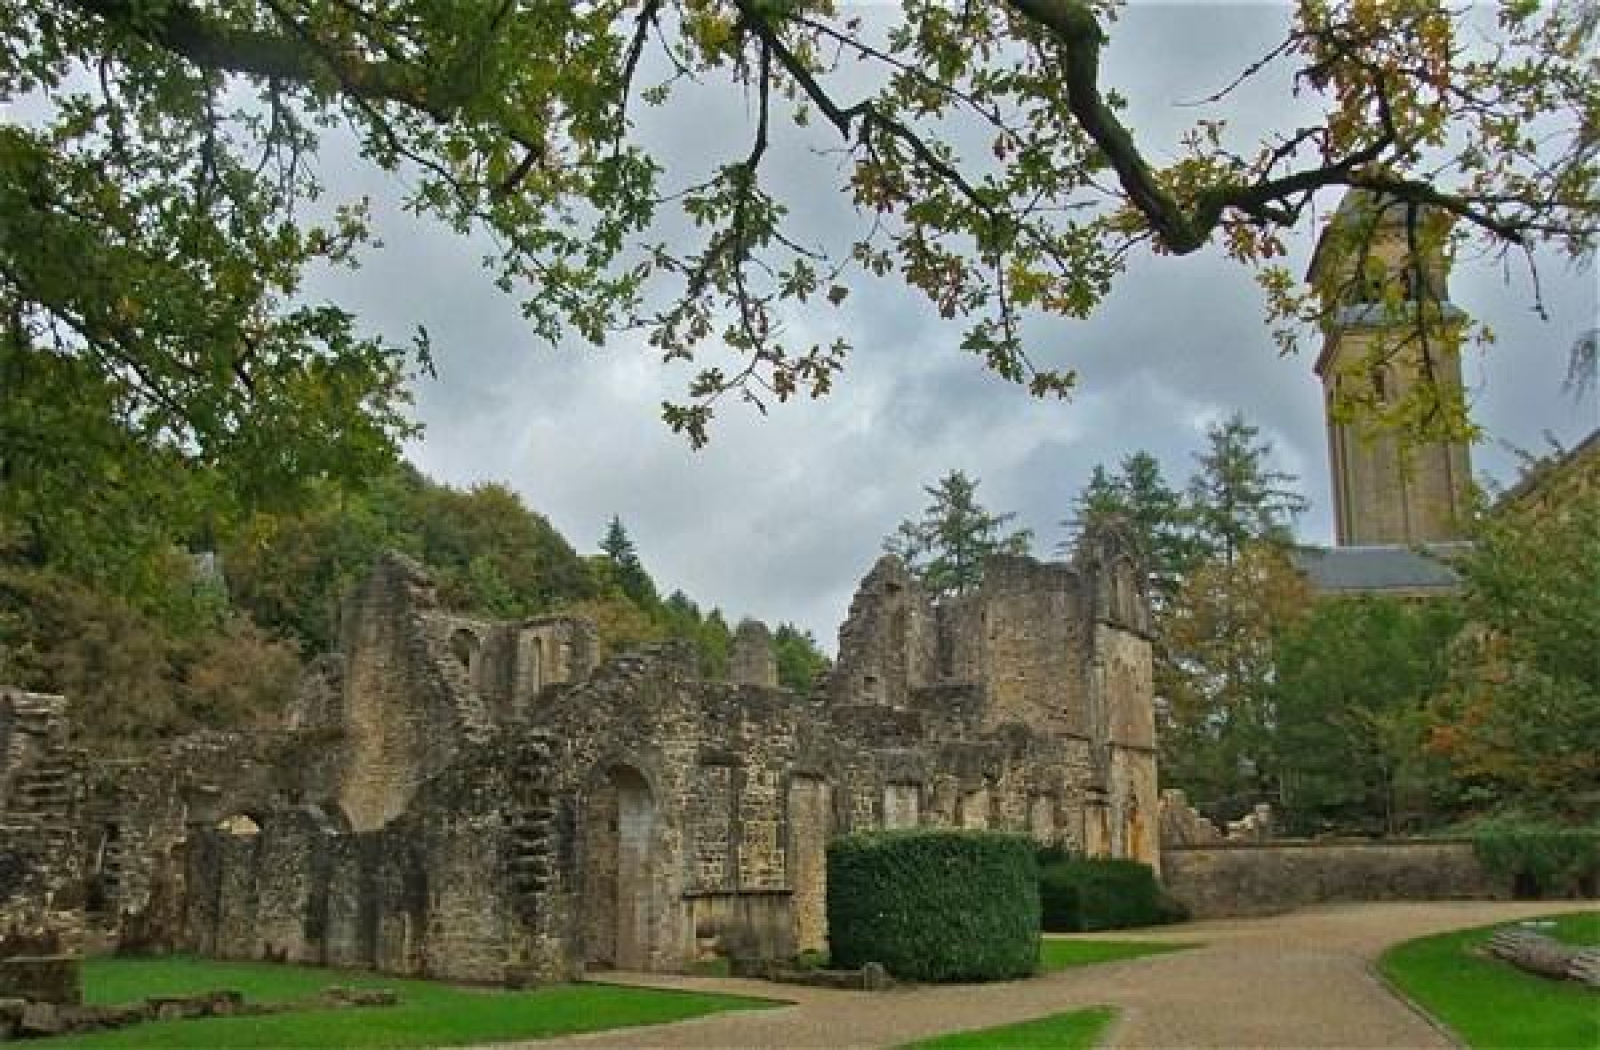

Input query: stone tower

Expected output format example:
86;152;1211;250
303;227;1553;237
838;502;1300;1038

1307;190;1473;545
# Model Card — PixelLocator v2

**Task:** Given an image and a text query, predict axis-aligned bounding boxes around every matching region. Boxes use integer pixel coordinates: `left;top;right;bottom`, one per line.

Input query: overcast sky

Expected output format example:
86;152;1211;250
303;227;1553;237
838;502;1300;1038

307;3;1598;648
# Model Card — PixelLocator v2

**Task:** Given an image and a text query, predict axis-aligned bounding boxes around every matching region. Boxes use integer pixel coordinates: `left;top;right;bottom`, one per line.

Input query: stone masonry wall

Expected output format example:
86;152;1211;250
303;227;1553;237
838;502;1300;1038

158;520;1160;982
827;557;937;707
0;688;85;955
1161;840;1510;918
969;557;1090;736
728;620;779;689
181;731;574;984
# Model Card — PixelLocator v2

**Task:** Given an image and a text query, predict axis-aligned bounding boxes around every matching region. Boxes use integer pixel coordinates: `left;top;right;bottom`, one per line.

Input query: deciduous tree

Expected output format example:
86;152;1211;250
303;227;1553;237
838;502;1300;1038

4;2;1594;544
773;622;830;693
1273;595;1460;834
1428;488;1600;819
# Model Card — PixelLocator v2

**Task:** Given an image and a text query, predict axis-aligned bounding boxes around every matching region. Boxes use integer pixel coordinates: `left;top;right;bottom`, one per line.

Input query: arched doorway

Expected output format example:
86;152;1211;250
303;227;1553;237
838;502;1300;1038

581;765;657;970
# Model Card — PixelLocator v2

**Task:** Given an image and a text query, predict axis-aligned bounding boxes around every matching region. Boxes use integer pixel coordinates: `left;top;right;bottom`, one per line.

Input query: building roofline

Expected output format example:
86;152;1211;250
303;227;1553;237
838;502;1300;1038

1496;426;1600;508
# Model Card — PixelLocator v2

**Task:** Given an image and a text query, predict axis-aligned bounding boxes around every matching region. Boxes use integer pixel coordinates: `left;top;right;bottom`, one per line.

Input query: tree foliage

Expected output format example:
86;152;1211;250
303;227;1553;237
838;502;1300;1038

1063;450;1194;605
1159;542;1312;818
4;0;1592;497
598;515;658;607
1186;413;1309;565
1070;417;1312;819
226;464;593;649
773;622;830;693
1427;488;1600;819
1273;595;1461;834
885;470;1031;596
0;561;300;753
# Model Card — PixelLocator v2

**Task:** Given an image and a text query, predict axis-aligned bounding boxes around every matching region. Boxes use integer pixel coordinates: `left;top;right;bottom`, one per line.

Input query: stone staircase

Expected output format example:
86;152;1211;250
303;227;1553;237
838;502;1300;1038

7;756;81;820
503;733;558;919
506;800;554;916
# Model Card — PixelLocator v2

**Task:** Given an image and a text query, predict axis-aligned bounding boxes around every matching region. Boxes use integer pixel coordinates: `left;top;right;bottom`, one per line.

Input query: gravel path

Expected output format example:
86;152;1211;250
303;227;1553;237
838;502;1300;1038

502;900;1595;1049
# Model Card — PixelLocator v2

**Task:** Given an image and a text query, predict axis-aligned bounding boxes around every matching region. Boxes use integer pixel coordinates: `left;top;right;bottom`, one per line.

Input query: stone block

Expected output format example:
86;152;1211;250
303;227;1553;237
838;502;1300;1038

321;985;399;1007
146;990;243;1020
0;997;24;1039
19;1001;63;1036
0;954;82;1005
1567;949;1600;988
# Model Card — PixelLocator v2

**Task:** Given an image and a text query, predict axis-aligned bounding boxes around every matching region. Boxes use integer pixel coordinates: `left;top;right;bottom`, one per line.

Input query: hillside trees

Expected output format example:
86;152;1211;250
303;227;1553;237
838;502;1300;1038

225;464;593;649
4;1;1595;580
885;470;1032;596
0;557;301;752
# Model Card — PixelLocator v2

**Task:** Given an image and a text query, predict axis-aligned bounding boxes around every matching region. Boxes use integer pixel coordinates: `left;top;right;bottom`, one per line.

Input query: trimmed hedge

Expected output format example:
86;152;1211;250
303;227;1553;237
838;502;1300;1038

1469;824;1600;898
1037;854;1182;932
826;830;1040;981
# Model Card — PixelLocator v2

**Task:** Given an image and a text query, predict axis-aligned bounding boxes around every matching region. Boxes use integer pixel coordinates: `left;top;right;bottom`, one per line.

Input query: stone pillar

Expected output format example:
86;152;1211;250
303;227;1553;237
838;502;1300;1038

729;620;778;688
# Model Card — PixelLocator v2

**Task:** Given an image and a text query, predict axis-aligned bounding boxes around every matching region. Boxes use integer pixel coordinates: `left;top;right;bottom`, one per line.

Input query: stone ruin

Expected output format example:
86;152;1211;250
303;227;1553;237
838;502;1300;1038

0;689;85;960
0;522;1158;986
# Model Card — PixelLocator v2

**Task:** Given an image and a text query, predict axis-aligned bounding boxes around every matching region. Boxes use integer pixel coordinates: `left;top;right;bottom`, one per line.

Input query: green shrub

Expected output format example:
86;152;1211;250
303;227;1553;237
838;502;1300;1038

1036;853;1182;932
1469;823;1600;898
826;829;1039;982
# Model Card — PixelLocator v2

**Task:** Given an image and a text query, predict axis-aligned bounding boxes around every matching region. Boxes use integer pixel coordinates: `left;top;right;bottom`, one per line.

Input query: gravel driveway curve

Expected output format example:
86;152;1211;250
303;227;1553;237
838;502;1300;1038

497;900;1595;1049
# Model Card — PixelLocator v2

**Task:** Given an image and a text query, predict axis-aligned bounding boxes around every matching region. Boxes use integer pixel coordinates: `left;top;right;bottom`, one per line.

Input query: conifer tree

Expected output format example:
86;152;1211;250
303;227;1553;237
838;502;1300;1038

885;471;1031;596
598;515;657;606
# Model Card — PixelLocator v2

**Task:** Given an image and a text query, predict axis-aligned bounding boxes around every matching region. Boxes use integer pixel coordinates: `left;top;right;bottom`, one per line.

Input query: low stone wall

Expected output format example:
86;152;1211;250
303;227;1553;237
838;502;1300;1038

1161;840;1510;919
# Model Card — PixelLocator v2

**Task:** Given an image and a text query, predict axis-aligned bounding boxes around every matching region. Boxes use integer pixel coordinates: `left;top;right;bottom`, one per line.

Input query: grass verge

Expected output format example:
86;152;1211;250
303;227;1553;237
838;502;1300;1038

1039;938;1195;972
899;1006;1116;1049
48;955;775;1048
1378;911;1599;1050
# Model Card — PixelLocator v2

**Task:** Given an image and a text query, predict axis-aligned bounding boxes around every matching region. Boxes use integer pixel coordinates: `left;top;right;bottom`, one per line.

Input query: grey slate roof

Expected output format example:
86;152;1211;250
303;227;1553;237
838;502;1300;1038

1290;542;1469;596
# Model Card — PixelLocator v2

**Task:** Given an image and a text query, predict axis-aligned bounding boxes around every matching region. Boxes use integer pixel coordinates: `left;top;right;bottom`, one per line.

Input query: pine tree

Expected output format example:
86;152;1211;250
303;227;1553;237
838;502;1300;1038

1064;451;1193;607
1186;414;1308;565
885;471;1031;596
1160;414;1312;819
598;515;657;606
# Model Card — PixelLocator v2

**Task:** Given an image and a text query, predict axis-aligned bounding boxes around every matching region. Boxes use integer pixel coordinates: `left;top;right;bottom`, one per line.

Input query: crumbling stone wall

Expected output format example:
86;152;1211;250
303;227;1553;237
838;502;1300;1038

181;730;575;983
323;554;596;832
827;557;938;706
77;728;323;953
0;688;85;955
62;519;1159;984
729;620;778;688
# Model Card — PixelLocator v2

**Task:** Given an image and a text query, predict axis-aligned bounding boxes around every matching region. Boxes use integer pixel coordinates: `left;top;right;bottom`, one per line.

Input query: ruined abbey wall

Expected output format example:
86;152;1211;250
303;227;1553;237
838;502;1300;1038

3;521;1159;985
0;689;85;955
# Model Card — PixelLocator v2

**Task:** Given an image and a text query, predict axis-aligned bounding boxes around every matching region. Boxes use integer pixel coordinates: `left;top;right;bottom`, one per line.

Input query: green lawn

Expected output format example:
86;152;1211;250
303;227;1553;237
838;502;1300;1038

1039;937;1195;972
899;1006;1117;1049
48;955;775;1048
1379;911;1599;1050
